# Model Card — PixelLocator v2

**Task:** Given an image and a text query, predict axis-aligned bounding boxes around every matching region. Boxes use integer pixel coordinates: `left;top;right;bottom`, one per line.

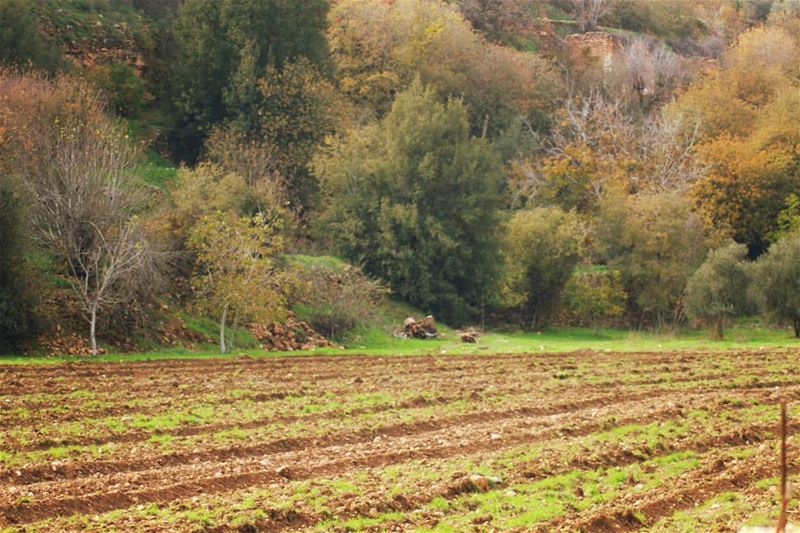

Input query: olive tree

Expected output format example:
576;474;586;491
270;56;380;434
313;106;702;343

685;242;753;340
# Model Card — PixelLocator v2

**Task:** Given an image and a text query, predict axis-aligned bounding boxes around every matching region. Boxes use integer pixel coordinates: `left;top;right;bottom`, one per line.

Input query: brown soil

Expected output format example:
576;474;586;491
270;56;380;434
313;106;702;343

1;348;798;531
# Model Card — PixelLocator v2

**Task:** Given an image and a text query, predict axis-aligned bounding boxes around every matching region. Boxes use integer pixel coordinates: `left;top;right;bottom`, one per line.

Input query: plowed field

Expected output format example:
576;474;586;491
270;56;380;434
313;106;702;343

2;349;799;532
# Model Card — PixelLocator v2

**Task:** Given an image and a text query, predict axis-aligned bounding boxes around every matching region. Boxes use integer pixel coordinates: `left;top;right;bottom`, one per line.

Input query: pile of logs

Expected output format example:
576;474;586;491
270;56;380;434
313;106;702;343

459;329;481;343
249;318;335;351
402;315;439;339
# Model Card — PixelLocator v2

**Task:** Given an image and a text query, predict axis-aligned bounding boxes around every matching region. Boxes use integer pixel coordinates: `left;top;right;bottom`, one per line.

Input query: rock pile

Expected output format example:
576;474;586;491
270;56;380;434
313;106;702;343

249;317;335;351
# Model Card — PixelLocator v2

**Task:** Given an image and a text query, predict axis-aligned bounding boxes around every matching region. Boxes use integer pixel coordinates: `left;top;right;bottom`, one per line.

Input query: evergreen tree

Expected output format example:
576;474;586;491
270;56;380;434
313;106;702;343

0;0;63;73
172;0;329;161
317;80;503;324
0;175;38;352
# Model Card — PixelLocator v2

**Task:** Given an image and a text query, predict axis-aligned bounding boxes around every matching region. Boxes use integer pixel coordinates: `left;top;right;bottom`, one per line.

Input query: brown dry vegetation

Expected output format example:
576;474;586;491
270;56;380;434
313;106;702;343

1;349;800;531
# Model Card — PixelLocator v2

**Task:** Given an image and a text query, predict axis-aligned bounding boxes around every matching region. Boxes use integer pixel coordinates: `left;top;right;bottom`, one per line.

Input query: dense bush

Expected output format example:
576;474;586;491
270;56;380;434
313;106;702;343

317;80;503;324
501;207;583;330
294;261;386;340
0;175;40;352
564;269;627;336
752;231;800;337
171;0;330;161
597;192;708;328
0;0;63;73
94;62;153;118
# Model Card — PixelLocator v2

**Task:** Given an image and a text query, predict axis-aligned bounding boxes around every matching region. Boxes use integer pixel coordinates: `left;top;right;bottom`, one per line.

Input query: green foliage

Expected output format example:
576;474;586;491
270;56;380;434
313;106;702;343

172;0;330;161
171;163;284;232
564;269;626;336
187;211;287;352
685;242;754;340
501;207;583;330
597;192;709;328
0;175;39;351
317;80;503;324
0;0;63;73
770;194;800;243
94;62;153;118
220;57;341;211
752;231;800;337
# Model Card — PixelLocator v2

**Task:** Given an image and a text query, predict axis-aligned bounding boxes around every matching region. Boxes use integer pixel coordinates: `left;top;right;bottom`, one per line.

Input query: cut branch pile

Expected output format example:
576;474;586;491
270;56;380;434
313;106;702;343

159;317;212;347
38;325;102;356
249;317;335;351
402;315;439;339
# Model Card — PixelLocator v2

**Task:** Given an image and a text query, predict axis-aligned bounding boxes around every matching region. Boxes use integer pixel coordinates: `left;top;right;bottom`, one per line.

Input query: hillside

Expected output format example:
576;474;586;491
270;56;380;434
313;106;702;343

0;0;799;357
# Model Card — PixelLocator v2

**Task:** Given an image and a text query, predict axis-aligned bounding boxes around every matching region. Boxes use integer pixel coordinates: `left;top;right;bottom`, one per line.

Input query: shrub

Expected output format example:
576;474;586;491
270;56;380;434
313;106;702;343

596;192;708;328
0;0;63;73
752;231;800;337
0;174;40;351
294;261;386;340
501;207;583;330
94;62;153;118
564;269;627;336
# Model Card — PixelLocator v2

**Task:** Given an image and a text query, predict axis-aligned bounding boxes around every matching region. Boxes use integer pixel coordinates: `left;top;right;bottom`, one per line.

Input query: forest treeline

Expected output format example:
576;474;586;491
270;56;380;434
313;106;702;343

0;0;799;354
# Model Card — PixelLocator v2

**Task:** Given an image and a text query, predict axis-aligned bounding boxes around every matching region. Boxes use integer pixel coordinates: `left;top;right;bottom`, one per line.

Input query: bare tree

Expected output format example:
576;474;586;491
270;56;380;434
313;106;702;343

0;72;162;354
610;36;692;110
570;0;612;33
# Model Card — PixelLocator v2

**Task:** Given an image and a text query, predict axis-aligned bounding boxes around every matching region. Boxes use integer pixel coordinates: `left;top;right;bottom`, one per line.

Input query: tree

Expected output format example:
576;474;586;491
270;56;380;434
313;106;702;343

0;72;161;355
172;0;330;160
569;0;613;33
0;174;39;351
685;242;753;340
328;0;562;141
533;93;703;213
597;192;709;328
220;57;341;213
501;207;583;330
0;0;63;73
752;231;800;337
93;62;153;118
187;211;286;353
316;80;503;324
668;26;800;252
564;269;626;336
770;194;800;242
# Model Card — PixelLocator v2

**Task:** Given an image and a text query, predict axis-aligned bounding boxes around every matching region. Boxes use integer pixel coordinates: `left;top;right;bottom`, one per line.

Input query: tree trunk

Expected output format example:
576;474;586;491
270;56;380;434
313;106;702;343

794;319;800;339
220;304;228;354
712;318;724;341
90;302;98;356
229;310;237;351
